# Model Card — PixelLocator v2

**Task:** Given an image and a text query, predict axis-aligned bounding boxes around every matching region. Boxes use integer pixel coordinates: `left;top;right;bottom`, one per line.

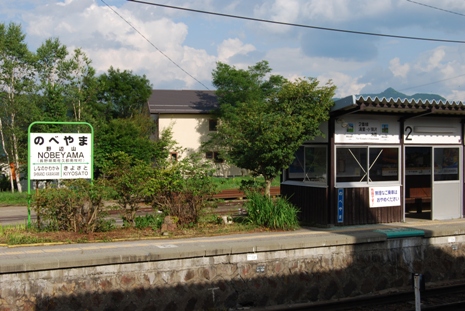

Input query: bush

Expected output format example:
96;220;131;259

244;192;300;230
134;214;164;230
100;152;154;227
148;152;218;226
32;179;110;233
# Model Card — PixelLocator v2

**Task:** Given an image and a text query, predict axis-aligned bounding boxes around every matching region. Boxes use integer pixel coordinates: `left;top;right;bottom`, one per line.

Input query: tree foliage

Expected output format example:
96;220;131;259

97;66;152;119
210;60;336;195
0;22;36;192
0;22;160;192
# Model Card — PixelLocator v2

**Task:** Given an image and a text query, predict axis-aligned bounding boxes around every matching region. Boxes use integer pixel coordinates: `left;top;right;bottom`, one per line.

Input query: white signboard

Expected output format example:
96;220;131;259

404;117;461;144
334;116;400;144
30;133;92;180
369;186;401;208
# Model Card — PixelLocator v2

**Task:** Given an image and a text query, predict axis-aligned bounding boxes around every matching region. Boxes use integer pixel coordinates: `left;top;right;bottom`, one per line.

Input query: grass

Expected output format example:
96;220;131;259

0;213;263;246
0;176;284;245
0;191;29;206
244;192;300;230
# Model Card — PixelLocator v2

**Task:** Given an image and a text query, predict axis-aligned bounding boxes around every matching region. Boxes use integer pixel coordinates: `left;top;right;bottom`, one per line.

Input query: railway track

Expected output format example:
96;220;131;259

256;282;465;311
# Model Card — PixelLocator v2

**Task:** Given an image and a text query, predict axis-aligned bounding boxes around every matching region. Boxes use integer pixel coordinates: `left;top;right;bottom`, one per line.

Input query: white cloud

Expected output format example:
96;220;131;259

414;48;446;73
217;38;255;62
446;90;465;102
318;72;368;98
389;58;410;78
4;0;465;99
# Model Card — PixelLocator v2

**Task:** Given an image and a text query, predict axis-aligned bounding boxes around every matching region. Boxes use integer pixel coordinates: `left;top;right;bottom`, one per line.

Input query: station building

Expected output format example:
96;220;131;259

282;95;465;226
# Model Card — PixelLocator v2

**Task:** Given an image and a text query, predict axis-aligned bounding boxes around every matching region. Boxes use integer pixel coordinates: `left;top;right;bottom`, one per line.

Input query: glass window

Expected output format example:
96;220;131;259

434;147;459;181
206;151;224;163
286;146;327;184
336;147;367;182
304;146;327;183
336;146;399;184
369;148;399;181
288;146;305;179
209;119;218;131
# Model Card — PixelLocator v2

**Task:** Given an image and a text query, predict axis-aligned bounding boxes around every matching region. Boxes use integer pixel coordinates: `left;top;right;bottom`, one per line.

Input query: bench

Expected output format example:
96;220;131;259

405;187;431;213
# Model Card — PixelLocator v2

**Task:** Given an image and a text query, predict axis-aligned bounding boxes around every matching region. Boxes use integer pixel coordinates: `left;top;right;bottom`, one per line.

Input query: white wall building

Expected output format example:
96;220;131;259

148;90;246;177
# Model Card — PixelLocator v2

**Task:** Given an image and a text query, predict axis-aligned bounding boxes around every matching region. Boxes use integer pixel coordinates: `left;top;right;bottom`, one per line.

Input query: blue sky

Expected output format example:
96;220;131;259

2;0;465;100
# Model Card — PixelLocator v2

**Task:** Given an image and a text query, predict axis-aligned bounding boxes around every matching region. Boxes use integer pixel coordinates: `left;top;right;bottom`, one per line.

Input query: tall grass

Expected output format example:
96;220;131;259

0;191;29;206
244;192;300;230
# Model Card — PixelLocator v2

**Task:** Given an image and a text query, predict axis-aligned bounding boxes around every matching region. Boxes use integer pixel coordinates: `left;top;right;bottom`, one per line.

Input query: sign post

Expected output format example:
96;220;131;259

27;122;94;226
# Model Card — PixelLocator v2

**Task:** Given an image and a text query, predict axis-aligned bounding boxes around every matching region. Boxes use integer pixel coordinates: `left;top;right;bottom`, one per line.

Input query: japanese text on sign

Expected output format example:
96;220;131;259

369;186;401;208
30;133;91;180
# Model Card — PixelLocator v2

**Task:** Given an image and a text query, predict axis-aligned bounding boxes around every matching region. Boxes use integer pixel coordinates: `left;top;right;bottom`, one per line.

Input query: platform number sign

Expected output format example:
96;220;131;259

30;133;92;180
404;126;413;141
337;188;344;223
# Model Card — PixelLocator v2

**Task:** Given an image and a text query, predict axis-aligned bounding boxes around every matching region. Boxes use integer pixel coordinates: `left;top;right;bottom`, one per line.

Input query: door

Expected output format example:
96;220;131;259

432;147;461;220
405;147;432;219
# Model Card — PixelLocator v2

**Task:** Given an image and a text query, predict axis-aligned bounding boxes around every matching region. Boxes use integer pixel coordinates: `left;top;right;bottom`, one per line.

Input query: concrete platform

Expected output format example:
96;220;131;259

1;207;465;274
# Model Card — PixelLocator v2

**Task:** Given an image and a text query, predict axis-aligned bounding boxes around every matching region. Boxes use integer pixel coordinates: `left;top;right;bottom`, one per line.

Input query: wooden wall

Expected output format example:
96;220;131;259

281;184;328;226
281;184;403;226
336;187;403;225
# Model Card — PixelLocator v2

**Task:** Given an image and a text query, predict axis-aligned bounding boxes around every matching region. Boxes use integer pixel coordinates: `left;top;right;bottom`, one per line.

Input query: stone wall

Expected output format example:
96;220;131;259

1;235;465;310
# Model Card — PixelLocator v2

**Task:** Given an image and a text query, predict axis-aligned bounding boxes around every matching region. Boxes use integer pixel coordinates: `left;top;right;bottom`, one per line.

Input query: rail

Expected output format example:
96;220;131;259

212;186;280;200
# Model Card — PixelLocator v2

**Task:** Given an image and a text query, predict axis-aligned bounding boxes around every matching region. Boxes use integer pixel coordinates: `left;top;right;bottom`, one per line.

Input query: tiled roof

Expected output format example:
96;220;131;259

333;95;465;116
148;90;218;114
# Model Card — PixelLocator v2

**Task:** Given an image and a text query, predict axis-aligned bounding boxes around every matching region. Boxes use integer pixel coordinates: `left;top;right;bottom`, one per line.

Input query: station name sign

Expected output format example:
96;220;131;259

30;133;92;180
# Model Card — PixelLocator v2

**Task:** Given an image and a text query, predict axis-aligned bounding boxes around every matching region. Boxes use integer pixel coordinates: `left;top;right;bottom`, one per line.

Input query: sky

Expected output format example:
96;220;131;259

2;0;465;100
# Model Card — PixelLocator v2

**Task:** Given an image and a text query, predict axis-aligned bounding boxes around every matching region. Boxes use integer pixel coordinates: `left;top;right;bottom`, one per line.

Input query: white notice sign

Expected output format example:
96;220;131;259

369;186;401;208
30;133;92;180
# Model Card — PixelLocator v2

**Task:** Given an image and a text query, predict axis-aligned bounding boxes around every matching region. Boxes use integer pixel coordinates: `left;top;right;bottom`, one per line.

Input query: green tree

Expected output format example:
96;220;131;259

0;22;36;192
33;39;100;131
34;38;69;125
100;151;154;227
210;61;336;196
63;48;99;123
94;115;173;173
97;67;152;119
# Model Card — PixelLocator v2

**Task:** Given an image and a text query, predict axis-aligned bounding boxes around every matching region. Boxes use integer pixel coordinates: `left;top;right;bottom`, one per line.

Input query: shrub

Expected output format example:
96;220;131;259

134;214;164;230
148;152;218;226
32;179;110;233
100;152;154;227
244;192;300;230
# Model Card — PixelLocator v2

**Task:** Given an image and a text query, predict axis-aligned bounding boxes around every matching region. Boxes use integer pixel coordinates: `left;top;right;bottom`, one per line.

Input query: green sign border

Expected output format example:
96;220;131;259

27;121;94;226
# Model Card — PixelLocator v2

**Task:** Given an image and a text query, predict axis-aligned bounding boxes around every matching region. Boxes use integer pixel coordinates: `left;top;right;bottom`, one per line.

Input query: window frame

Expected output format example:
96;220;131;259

169;152;178;162
283;145;328;186
208;119;218;132
205;151;224;163
335;145;401;188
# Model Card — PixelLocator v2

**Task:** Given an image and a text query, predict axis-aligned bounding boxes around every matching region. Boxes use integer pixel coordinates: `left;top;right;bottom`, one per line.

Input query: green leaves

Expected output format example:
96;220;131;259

245;192;300;230
210;61;336;196
97;66;152;119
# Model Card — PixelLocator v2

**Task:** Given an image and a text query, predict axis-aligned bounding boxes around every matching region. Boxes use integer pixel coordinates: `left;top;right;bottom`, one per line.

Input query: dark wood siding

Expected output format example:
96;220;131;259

281;184;328;226
335;187;403;225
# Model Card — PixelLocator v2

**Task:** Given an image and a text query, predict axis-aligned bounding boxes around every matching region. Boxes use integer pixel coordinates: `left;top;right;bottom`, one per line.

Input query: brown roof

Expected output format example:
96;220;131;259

148;90;218;114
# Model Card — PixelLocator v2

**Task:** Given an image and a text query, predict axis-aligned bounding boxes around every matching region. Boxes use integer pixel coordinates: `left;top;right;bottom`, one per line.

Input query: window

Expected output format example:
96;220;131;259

336;146;399;185
209;119;218;131
206;151;224;163
169;152;178;161
286;146;327;184
434;147;459;181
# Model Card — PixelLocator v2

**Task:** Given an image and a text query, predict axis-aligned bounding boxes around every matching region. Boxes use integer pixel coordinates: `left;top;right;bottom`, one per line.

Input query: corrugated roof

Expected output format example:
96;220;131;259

148;90;218;114
332;95;465;116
